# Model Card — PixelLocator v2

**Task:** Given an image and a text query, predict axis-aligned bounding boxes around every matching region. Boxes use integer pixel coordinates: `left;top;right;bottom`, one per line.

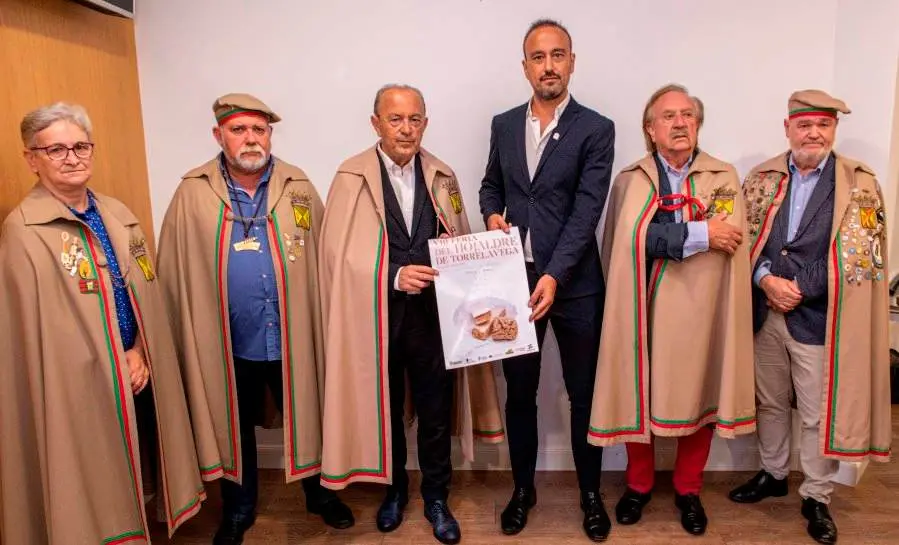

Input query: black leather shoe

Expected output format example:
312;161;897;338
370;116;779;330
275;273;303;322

424;500;461;545
500;486;536;535
801;498;838;544
307;496;355;529
674;494;708;535
615;488;651;525
729;470;788;503
213;514;255;545
375;491;408;533
581;491;612;542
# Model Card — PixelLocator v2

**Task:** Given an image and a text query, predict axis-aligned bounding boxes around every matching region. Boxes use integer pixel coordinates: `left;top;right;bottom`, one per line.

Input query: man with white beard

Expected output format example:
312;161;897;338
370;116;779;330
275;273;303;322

729;90;892;545
157;94;353;545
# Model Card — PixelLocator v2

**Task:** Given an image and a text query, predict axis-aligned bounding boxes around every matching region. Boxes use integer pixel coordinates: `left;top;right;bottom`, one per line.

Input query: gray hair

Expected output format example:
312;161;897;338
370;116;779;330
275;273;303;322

20;102;93;147
642;83;704;153
373;84;427;116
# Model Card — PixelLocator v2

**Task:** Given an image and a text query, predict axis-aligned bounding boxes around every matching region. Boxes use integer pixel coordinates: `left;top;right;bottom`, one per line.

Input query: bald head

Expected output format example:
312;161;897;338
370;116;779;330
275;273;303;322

373;84;426;117
370;84;429;168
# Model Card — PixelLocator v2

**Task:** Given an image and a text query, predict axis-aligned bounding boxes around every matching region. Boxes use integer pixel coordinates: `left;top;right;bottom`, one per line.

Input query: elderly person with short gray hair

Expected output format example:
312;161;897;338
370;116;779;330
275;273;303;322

0;102;204;544
589;83;755;537
156;92;355;545
319;83;506;545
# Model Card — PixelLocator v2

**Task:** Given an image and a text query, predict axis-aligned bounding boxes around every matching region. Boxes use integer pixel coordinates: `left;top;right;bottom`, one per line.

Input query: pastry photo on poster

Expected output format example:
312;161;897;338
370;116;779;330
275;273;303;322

428;229;539;369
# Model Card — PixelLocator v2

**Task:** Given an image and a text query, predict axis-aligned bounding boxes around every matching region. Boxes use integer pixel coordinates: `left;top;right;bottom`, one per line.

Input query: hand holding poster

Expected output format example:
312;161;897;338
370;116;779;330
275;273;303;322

428;229;539;369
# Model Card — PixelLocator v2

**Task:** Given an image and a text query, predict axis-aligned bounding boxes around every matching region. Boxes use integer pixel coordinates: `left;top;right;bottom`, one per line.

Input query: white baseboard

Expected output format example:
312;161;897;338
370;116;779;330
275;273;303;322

255;435;791;473
255;411;866;485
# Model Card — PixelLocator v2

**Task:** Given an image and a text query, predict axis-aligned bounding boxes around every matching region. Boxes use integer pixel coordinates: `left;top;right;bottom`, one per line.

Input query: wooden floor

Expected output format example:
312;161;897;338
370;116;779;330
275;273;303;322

152;408;899;544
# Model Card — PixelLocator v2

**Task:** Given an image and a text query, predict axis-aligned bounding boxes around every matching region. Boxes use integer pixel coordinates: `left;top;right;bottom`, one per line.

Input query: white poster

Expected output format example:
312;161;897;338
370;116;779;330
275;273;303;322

428;229;539;369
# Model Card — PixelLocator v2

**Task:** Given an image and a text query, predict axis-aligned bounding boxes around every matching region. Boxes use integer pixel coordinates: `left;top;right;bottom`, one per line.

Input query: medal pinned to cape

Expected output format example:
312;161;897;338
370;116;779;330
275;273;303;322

130;237;156;281
709;186;737;216
60;232;91;278
283;231;305;262
843;188;887;284
443;177;464;215
60;232;99;292
290;191;312;231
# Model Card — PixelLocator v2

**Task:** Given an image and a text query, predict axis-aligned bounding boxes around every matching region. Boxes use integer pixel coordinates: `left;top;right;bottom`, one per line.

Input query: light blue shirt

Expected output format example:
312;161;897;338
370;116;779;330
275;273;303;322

753;154;829;286
657;153;709;259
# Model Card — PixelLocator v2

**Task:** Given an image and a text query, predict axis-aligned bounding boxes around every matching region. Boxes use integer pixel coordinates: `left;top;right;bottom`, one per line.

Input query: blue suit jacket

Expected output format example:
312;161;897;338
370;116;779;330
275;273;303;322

753;154;836;345
478;98;615;299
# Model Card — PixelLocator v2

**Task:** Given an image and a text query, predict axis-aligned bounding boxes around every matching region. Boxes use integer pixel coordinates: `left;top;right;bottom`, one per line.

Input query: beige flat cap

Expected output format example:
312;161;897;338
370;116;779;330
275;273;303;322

788;89;851;119
213;93;281;124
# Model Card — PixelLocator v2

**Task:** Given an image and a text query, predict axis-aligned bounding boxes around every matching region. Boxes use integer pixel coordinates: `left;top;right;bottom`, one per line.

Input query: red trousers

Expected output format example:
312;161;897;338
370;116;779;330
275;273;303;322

625;426;713;495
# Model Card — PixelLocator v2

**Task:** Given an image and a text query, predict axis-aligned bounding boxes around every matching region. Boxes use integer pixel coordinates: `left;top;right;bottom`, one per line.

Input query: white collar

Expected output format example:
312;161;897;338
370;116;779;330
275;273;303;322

377;144;416;174
527;92;571;121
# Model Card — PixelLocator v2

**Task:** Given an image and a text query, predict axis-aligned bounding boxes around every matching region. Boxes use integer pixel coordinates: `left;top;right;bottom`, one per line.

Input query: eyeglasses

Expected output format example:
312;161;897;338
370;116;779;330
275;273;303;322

29;142;95;161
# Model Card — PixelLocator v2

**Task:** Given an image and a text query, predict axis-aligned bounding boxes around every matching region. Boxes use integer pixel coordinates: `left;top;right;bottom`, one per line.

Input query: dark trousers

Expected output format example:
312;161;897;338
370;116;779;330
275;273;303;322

134;386;158;495
503;264;605;492
387;291;454;503
221;358;335;522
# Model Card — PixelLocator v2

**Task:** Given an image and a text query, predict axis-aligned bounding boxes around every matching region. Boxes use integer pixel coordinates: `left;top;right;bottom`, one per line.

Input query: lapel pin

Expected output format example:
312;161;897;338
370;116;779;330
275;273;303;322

552;132;560;140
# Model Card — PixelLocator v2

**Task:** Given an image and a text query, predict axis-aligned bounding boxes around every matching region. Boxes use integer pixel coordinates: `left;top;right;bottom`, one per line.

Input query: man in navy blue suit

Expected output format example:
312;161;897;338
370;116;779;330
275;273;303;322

478;18;615;542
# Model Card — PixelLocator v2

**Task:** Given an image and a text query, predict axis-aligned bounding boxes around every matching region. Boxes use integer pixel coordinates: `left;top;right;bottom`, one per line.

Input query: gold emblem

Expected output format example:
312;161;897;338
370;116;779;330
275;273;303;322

852;191;882;231
290;191;312;230
710;186;737;216
859;207;877;230
129;237;156;281
444;177;463;215
78;259;93;279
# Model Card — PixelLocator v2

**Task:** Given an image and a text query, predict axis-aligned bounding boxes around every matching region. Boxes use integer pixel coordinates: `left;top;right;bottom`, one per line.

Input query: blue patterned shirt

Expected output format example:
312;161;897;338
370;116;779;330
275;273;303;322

70;192;138;350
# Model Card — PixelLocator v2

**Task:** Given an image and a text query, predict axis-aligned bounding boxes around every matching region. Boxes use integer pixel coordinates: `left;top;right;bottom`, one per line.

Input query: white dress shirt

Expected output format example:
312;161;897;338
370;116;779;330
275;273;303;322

523;92;571;262
378;145;418;292
378;145;416;232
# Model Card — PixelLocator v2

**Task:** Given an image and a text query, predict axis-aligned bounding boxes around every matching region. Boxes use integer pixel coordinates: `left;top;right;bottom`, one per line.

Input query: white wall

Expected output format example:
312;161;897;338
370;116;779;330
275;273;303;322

832;0;899;232
135;0;899;472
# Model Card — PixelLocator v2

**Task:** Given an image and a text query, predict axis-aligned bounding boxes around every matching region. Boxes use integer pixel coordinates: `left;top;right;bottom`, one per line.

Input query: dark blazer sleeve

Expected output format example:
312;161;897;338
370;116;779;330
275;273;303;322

478;116;505;225
644;223;688;261
795;256;828;301
544;119;615;285
388;262;402;296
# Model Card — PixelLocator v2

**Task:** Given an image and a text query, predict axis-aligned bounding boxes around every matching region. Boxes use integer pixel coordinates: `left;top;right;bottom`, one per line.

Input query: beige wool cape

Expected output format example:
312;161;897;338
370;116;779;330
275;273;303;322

743;151;891;462
0;185;204;544
589;152;756;447
317;146;505;490
157;157;327;484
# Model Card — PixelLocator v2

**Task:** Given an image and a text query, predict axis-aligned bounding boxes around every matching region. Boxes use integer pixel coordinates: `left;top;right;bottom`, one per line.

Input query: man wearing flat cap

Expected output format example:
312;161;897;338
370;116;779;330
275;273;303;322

729;90;892;545
157;93;353;545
